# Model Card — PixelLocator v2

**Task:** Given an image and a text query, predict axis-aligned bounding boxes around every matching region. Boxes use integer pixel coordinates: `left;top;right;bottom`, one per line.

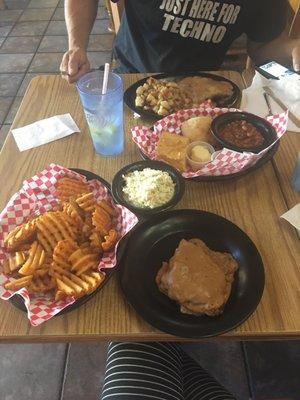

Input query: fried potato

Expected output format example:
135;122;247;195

2;251;28;274
56;177;90;202
135;77;193;116
63;199;85;226
81;271;105;294
15;251;27;266
89;231;103;251
92;206;111;236
80;242;91;250
34;267;51;277
50;264;92;296
102;229;118;252
28;274;56;294
54;289;66;301
54;270;104;298
1;176;121;303
4;219;37;251
61;275;85;297
56;277;75;296
13;243;32;251
50;263;69;278
18;241;45;276
79;243;99;255
68;248;100;276
80;213;94;242
53;239;78;269
4;275;33;291
76;192;97;213
97;200;118;217
36;211;78;252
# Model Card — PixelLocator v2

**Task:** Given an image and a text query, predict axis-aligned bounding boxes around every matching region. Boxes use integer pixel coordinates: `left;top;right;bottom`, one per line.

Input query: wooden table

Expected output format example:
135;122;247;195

0;72;299;342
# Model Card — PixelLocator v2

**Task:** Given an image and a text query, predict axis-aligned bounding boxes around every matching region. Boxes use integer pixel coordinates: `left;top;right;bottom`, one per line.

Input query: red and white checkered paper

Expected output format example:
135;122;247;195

131;106;288;177
0;164;138;326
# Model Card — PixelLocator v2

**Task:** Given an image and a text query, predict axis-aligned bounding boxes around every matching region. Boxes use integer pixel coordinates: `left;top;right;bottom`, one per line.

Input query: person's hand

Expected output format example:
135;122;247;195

60;48;90;84
292;43;300;72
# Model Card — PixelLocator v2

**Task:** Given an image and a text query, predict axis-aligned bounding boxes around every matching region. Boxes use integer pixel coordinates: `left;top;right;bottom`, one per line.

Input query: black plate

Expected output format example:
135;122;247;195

124;72;241;119
120;209;265;338
139;140;279;182
111;160;185;217
9;168;128;316
211;111;278;154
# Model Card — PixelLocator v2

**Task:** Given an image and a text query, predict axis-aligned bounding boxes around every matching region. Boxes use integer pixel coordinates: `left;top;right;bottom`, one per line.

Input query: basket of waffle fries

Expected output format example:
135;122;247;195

0;164;138;326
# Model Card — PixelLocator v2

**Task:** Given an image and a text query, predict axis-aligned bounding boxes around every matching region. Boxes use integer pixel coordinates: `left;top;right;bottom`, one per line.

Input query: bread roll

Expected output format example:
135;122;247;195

181;116;214;144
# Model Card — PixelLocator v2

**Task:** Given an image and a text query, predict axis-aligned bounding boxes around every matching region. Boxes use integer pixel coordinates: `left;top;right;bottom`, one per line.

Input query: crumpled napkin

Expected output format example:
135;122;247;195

281;204;300;231
241;71;300;132
12;113;80;151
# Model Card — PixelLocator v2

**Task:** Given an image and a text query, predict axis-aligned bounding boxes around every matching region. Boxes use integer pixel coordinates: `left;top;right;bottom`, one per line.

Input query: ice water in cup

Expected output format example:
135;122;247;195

77;70;124;156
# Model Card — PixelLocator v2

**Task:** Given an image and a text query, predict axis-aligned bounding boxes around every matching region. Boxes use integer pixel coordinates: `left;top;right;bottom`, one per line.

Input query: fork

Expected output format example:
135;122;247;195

263;92;273;117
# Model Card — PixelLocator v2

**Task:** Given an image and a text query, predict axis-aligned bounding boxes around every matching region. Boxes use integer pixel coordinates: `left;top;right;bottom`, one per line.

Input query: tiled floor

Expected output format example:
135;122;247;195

1;2;300;399
0;0;112;141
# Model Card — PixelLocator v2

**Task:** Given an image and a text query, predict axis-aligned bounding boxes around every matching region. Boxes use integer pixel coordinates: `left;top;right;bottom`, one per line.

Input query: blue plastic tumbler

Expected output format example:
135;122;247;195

76;70;124;156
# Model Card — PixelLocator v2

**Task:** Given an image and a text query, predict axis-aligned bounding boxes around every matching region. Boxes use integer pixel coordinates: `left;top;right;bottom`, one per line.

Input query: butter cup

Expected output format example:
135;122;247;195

186;141;215;171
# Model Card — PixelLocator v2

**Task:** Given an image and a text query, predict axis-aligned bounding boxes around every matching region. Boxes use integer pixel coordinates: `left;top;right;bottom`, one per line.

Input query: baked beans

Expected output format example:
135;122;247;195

220;120;264;149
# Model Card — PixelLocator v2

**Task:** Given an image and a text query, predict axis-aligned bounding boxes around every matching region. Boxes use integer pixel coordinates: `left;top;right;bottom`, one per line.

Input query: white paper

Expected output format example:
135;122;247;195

12;114;80;152
280;204;300;231
241;72;300;133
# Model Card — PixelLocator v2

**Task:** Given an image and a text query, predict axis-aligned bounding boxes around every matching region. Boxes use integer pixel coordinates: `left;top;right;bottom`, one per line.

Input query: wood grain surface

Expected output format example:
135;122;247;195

0;72;299;342
242;69;300;209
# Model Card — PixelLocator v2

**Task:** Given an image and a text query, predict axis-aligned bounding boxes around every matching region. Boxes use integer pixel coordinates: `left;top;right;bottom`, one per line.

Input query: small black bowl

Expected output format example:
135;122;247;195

112;160;185;217
211;111;278;154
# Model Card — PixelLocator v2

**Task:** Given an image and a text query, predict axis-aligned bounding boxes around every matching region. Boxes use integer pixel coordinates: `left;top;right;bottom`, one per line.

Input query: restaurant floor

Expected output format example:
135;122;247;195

0;1;300;399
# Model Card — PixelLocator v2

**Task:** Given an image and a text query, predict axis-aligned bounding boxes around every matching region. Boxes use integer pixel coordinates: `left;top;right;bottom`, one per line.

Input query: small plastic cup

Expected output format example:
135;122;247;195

76;70;124;156
186;141;215;171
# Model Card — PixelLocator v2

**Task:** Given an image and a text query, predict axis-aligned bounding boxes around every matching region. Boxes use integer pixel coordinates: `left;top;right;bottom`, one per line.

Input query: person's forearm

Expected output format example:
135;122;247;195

248;33;299;69
65;0;98;50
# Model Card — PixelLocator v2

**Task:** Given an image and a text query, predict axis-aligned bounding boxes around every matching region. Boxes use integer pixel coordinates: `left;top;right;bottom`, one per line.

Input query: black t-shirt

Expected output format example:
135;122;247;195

112;0;286;73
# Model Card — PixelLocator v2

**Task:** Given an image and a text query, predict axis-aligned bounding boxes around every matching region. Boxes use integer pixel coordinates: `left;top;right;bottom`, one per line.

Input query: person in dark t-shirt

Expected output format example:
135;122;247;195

60;0;300;83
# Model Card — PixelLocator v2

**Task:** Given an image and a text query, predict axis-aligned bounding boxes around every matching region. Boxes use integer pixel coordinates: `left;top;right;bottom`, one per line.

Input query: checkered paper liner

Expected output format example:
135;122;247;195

131;106;288;177
0;164;138;326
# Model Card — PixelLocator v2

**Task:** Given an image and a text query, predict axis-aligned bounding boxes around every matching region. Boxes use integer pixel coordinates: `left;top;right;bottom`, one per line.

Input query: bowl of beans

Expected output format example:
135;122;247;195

210;112;277;154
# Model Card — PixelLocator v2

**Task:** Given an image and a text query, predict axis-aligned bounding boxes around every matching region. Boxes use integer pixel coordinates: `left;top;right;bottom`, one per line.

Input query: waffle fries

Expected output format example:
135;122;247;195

76;192;97;212
2;176;119;301
56;177;90;202
18;241;45;276
4;218;37;251
92;205;112;236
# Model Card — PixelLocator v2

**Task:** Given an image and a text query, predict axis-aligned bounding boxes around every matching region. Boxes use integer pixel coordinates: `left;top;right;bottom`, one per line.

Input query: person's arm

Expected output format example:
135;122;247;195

247;29;300;72
60;0;98;83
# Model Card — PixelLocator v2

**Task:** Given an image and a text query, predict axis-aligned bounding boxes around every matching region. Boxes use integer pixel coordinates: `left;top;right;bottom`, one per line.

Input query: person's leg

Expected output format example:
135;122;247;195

100;342;236;400
101;342;184;400
182;352;236;400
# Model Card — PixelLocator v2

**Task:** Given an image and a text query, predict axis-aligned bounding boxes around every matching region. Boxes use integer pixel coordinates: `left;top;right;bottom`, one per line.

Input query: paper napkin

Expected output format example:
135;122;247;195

12;114;80;151
281;204;300;231
241;72;300;132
